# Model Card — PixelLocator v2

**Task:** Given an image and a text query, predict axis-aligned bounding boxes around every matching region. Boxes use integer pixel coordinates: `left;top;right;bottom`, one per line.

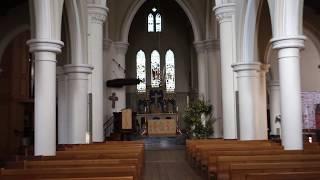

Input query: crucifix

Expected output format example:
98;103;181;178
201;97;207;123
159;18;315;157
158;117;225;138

109;92;118;108
151;92;161;107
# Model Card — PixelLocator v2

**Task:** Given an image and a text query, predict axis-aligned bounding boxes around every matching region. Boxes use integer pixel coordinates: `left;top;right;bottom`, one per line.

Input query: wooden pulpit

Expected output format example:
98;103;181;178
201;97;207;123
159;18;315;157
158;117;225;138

113;109;136;140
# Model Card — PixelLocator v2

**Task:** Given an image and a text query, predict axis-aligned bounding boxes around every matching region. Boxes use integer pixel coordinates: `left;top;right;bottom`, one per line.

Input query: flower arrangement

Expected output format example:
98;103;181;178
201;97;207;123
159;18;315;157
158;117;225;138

183;100;214;139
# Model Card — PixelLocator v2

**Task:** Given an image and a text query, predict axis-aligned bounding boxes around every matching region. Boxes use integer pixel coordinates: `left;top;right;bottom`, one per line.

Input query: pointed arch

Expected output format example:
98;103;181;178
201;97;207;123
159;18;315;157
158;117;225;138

136;50;146;92
165;49;175;92
120;0;201;42
147;13;154;32
155;13;161;32
151;50;161;88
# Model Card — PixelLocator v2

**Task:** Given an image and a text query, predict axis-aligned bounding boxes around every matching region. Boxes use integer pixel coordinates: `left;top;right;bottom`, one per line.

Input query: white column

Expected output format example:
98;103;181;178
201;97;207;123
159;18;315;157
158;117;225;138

88;2;108;142
233;63;260;140
271;37;305;149
207;40;223;138
256;64;269;140
27;40;64;156
64;64;93;144
214;3;237;139
194;42;209;101
57;67;68;144
113;42;129;111
268;80;281;136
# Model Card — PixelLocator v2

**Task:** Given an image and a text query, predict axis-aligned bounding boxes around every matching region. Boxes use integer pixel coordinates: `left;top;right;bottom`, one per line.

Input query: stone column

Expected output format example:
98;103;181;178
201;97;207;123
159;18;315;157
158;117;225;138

233;63;261;140
87;2;108;142
194;41;209;101
268;80;281;136
64;64;93;144
269;0;305;150
27;40;64;155
271;37;305;149
214;3;237;139
27;0;64;156
57;67;68;144
113;42;129;111
256;64;269;140
207;40;223;138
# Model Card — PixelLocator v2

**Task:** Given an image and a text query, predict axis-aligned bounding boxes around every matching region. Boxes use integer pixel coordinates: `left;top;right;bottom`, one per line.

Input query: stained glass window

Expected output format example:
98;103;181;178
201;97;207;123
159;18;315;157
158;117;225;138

165;50;175;92
136;50;146;92
155;13;161;32
148;13;154;32
151;50;161;88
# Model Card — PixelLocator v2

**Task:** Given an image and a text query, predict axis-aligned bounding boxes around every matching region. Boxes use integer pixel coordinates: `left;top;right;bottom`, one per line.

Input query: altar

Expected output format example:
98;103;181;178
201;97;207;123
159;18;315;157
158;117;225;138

135;85;179;136
137;113;178;136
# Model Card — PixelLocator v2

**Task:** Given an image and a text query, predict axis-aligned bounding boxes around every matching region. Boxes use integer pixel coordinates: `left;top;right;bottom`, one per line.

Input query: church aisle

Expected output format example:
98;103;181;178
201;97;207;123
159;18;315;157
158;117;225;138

143;150;203;180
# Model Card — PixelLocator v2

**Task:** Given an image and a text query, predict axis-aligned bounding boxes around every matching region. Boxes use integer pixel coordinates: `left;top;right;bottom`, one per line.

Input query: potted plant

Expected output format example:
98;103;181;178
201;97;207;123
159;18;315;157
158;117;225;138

183;100;214;139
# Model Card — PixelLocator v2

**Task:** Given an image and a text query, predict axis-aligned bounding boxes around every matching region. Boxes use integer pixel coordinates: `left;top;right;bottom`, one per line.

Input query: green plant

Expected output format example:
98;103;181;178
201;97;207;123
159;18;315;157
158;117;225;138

183;100;214;139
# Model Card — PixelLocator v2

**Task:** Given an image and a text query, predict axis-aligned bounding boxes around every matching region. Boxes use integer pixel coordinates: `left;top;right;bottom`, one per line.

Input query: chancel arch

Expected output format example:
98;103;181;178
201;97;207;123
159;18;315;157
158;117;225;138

125;0;194;129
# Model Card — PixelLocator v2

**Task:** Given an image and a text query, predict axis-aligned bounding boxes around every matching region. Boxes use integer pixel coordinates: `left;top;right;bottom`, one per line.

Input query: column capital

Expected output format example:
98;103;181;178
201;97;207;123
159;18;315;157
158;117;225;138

64;64;93;74
232;62;261;77
204;40;220;50
193;41;206;54
103;39;113;50
27;39;64;54
268;80;280;87
232;62;261;72
88;4;108;24
113;41;129;55
271;36;306;50
213;3;236;24
260;63;270;73
194;40;220;54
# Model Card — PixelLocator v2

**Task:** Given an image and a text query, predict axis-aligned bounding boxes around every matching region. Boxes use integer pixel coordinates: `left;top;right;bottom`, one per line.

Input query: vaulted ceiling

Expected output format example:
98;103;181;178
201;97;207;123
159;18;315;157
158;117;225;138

305;0;320;14
0;0;28;16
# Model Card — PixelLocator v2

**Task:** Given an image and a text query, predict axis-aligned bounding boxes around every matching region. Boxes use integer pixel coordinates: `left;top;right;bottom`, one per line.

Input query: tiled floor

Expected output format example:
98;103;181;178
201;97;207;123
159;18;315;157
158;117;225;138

143;137;202;180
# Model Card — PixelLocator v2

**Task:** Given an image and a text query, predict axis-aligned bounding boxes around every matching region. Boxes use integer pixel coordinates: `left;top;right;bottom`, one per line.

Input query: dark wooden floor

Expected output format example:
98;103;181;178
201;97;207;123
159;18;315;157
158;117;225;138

143;137;202;180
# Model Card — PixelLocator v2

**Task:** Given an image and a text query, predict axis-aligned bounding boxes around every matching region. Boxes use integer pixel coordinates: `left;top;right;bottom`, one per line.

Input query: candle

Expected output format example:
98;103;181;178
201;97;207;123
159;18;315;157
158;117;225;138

176;106;179;112
187;96;189;107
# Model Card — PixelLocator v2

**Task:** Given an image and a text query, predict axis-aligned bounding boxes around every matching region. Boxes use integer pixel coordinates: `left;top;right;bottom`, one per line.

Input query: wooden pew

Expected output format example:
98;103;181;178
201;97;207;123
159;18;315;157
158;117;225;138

191;143;282;170
245;171;320;180
207;149;320;177
43;177;134;180
1;166;138;180
8;142;145;180
230;162;320;180
216;154;320;180
196;144;282;166
189;140;280;163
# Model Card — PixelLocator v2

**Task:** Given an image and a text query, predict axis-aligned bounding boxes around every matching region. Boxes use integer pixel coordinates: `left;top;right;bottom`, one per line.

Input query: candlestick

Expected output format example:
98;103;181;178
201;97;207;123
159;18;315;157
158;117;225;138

187;95;189;107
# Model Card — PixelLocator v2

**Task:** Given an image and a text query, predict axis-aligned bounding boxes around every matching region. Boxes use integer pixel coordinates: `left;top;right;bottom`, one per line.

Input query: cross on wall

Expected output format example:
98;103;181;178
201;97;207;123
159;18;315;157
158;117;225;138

109;92;118;108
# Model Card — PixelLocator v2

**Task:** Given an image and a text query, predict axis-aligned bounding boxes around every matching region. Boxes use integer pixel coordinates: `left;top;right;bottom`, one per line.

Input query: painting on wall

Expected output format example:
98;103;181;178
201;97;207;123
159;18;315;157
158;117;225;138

301;92;320;129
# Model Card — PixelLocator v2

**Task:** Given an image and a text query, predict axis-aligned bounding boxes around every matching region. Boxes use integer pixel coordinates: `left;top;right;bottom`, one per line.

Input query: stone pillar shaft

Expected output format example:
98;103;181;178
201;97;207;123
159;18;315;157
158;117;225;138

207;40;223;138
194;42;209;101
64;64;93;144
268;81;281;136
233;63;261;140
57;67;68;144
27;39;64;156
88;3;108;142
112;42;129;112
256;65;269;140
272;37;305;149
214;3;237;139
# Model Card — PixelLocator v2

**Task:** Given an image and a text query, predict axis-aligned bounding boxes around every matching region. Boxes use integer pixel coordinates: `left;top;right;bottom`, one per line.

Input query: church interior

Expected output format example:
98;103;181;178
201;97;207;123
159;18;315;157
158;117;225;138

1;0;320;179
